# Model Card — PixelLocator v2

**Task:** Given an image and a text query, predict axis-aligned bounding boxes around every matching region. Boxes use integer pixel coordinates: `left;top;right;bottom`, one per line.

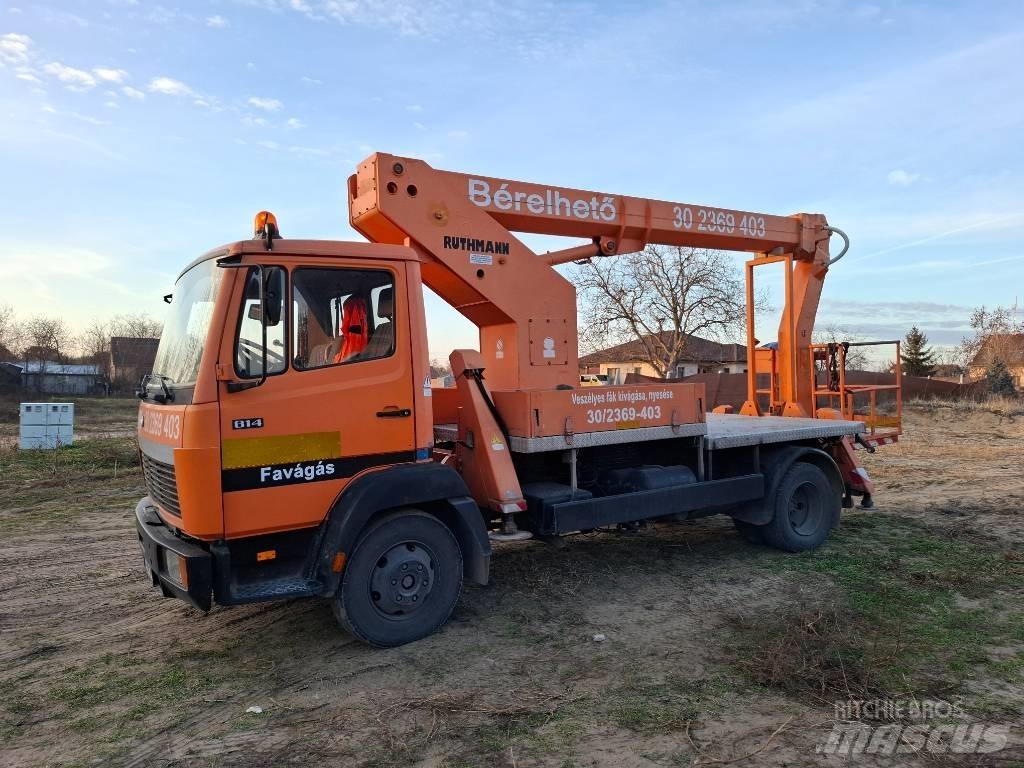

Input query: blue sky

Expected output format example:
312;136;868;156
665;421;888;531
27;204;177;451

1;0;1022;362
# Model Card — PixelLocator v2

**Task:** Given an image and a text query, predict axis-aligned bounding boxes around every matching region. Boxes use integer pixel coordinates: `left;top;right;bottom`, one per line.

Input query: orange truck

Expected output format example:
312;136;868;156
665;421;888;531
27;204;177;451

135;154;900;646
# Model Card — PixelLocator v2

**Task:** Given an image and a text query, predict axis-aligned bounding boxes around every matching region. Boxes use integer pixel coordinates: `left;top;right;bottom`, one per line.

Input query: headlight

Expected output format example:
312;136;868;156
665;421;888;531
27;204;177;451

162;550;189;588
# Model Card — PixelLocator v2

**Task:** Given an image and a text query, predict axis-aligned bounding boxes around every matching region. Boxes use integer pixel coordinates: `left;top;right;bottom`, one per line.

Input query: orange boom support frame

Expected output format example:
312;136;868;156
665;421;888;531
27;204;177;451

134;153;897;647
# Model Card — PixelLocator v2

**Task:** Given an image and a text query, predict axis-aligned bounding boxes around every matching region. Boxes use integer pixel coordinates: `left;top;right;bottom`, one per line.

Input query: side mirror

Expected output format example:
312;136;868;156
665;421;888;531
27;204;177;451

263;267;284;327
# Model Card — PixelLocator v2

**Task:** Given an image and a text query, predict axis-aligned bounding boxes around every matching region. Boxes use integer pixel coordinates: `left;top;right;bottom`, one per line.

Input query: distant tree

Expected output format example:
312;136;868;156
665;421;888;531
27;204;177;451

0;304;22;359
79;318;112;362
985;359;1017;397
901;326;936;377
934;347;964;377
573;245;765;378
813;324;870;370
23;315;71;364
429;357;451;379
111;313;162;339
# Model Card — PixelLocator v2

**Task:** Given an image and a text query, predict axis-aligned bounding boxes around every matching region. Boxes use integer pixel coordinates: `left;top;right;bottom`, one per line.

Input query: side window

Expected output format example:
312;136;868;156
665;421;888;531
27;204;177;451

293;268;396;370
235;267;287;378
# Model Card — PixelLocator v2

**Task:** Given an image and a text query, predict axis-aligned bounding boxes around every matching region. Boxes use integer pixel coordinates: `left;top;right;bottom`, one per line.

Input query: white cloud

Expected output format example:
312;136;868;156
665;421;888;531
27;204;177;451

248;96;282;111
104;100;118;108
121;85;145;100
0;242;132;309
206;15;228;28
300;75;321;84
413;121;425;130
287;0;437;37
448;129;469;139
148;5;175;24
69;111;110;126
406;104;422;112
0;32;31;64
887;169;920;187
39;104;112;126
242;115;267;127
257;140;279;150
93;67;127;83
42;62;97;89
853;4;882;20
15;70;40;83
286;117;304;129
148;76;193;96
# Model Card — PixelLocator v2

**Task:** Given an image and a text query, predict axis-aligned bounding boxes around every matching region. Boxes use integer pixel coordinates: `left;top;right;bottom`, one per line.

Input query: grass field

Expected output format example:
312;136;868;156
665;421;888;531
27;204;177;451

0;397;1021;767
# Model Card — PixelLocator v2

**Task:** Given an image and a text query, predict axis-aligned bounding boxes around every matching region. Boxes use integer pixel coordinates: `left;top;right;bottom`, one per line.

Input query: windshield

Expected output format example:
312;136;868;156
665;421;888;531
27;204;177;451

151;258;225;389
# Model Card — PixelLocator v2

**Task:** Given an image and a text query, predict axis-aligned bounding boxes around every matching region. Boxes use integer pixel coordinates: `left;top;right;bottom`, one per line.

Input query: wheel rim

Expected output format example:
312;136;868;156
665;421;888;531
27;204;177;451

788;481;822;535
368;540;436;619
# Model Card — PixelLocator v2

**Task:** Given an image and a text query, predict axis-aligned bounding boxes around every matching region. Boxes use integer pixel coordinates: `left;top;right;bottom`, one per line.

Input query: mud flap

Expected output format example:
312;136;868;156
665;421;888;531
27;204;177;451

832;436;874;499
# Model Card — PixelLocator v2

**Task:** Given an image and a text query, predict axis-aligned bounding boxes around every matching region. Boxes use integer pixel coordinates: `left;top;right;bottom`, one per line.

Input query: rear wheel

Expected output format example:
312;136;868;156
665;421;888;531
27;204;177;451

333;509;463;647
762;462;839;552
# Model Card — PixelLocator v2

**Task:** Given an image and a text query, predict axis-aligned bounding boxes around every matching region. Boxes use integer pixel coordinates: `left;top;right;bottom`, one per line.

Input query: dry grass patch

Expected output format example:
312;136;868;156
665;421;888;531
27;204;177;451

730;515;1024;710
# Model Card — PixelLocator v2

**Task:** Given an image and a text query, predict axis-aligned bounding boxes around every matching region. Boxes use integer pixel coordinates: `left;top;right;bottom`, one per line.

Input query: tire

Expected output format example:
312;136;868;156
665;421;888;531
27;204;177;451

333;509;463;647
762;462;840;553
733;518;766;545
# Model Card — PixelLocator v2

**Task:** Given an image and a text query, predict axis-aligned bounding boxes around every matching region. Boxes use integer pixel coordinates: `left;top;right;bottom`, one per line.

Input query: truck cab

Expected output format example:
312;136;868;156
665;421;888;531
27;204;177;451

136;235;491;647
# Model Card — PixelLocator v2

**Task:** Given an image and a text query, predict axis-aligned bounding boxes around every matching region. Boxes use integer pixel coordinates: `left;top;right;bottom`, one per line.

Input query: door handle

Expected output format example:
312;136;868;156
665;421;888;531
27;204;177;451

376;408;412;418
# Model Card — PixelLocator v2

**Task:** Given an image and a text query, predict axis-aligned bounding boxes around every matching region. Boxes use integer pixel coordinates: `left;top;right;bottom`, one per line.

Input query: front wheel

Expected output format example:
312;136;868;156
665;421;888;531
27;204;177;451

333;509;463;647
762;462;840;552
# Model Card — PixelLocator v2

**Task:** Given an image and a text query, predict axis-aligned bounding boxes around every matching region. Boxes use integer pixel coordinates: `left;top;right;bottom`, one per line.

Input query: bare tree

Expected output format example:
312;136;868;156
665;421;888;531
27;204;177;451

959;304;1024;375
111;313;162;339
812;324;871;371
0;304;23;359
77;313;162;361
79;318;112;361
429;357;452;379
934;347;964;377
573;245;761;378
23;315;72;363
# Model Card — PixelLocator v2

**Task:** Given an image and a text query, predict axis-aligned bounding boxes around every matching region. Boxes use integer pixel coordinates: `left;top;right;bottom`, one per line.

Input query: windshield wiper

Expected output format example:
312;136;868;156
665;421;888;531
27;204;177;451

140;373;175;403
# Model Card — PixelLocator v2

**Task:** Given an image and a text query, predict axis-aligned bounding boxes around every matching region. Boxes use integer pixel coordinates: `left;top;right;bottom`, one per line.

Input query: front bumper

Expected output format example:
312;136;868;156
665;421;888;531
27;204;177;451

135;497;213;611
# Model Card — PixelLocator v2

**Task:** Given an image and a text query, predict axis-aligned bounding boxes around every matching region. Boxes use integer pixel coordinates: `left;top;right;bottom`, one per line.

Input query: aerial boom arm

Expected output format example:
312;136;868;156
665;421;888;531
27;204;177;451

348;153;833;395
434;169;828;265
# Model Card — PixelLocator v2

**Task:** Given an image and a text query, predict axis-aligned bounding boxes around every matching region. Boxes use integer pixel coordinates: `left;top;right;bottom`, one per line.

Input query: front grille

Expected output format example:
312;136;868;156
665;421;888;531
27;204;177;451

141;453;181;516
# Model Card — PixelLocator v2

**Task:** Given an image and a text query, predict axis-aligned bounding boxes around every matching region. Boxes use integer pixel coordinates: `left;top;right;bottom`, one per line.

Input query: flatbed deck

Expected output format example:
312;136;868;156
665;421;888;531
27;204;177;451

434;412;864;453
704;413;864;450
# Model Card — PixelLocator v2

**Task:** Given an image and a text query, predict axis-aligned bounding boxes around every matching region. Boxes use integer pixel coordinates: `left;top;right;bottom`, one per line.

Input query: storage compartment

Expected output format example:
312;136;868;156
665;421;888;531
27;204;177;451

521;481;592;533
595;464;697;496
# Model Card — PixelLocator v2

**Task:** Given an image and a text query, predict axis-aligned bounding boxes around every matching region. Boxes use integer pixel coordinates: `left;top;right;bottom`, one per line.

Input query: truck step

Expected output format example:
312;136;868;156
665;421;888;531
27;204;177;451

229;577;320;603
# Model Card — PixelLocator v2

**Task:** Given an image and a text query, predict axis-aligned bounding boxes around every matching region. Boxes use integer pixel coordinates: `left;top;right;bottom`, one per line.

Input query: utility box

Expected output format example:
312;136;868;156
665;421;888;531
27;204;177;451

20;402;75;449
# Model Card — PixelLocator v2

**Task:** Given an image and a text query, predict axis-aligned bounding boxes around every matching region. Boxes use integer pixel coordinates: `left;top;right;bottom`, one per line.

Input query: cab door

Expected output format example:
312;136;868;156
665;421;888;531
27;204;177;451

218;258;416;538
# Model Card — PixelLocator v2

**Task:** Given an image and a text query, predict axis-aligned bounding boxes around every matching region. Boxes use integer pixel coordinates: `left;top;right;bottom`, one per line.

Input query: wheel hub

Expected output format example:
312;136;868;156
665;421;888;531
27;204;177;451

788;482;820;534
369;541;435;617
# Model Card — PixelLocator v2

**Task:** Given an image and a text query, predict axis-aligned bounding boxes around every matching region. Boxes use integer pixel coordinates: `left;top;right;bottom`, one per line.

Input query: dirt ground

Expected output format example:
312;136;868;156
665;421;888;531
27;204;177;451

0;399;1021;767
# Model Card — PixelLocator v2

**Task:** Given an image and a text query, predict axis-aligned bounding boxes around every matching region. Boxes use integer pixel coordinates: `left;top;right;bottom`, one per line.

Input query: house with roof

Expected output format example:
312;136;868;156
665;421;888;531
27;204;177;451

579;332;748;385
2;361;105;395
967;333;1024;388
109;336;160;390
